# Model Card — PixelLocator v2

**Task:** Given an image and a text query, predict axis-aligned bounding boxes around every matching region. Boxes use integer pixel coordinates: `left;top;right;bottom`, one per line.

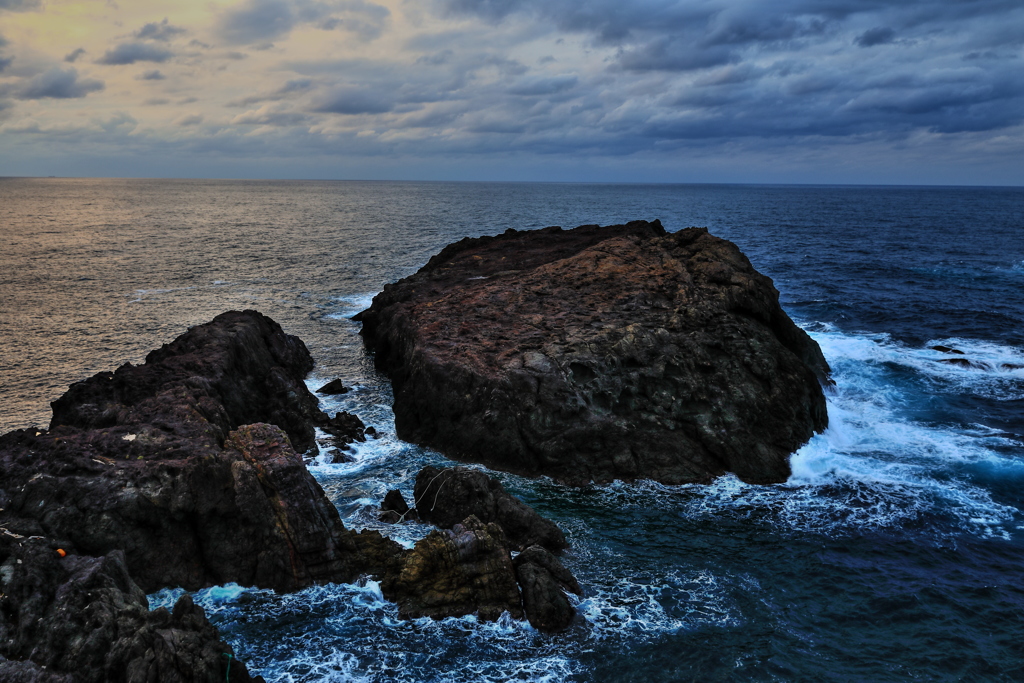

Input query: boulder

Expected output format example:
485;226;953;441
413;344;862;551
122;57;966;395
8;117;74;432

380;516;523;622
380;489;417;523
356;222;831;485
0;535;261;682
512;545;580;632
413;466;567;551
316;379;352;395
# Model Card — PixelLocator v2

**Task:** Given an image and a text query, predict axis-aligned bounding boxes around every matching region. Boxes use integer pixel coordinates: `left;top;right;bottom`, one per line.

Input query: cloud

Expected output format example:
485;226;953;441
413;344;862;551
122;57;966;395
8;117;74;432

312;86;394;114
216;0;390;45
227;78;313;107
15;67;104;99
0;0;40;11
139;69;165;80
856;27;896;47
174;113;203;126
64;48;86;63
97;42;173;65
230;104;310;126
133;18;186;42
507;74;577;96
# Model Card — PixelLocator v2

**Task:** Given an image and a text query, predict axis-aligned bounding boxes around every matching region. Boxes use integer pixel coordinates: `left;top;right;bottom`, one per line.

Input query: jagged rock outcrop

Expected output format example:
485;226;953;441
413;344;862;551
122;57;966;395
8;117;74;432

380;516;523;622
513;546;580;632
0;535;261;682
356;221;831;485
0;311;406;678
0;312;399;593
413;466;567;551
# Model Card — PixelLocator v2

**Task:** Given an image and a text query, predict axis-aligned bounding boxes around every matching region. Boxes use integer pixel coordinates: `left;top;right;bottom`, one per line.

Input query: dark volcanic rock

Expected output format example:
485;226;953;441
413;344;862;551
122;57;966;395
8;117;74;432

413;466;567;551
356;221;831;485
513;545;582;596
49;310;322;454
321;411;367;449
316;379;352;395
513;545;580;632
380;489;417;523
0;311;400;593
380;516;523;622
0;535;261;682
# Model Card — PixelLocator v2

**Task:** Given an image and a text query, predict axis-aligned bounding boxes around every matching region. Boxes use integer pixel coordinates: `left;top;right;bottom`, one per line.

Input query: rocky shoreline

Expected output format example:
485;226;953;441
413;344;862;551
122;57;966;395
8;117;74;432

2;222;832;679
1;310;579;681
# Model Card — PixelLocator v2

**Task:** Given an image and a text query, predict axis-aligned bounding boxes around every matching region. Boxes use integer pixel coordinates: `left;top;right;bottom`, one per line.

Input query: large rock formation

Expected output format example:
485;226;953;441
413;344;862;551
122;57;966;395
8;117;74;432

356;221;831;485
0;311;397;594
0;310;581;680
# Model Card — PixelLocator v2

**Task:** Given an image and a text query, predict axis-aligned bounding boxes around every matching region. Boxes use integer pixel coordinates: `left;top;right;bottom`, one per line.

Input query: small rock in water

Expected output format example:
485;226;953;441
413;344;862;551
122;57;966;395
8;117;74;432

380;489;418;523
317;378;352;395
414;465;568;551
938;357;991;370
930;345;965;354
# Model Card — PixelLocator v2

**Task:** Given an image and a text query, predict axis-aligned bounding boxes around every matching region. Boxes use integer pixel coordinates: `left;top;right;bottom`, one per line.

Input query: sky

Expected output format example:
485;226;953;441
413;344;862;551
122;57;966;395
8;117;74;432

0;0;1022;184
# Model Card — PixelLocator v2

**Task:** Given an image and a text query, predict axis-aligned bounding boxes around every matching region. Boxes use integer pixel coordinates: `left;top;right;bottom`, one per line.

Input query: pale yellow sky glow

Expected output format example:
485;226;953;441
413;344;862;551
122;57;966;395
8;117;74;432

1;0;1022;183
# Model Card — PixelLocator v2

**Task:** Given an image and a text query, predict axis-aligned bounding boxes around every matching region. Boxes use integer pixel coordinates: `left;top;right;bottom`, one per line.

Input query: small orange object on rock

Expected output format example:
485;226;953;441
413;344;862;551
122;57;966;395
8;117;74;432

56;548;66;558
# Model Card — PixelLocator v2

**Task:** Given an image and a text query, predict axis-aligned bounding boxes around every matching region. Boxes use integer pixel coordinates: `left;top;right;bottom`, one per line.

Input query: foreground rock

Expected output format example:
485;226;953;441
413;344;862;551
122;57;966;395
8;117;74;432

0;312;397;594
0;311;407;678
380;516;524;622
413;466;567;551
0;535;260;682
380;466;581;630
356;221;831;485
0;309;579;679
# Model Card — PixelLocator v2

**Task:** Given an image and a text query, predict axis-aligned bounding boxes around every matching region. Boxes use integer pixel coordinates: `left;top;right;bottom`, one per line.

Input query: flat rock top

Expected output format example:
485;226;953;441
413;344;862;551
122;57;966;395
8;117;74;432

358;221;830;485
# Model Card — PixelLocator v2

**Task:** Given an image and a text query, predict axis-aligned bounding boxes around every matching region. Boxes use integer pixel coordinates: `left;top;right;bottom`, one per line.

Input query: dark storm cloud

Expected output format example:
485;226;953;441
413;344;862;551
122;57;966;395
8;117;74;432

216;0;389;45
856;27;896;47
14;67;104;99
64;48;86;63
97;42;174;65
425;0;1024;146
133;18;187;42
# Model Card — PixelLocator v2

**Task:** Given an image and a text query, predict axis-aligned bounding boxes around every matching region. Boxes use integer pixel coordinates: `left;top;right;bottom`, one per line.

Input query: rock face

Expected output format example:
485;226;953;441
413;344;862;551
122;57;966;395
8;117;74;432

0;308;586;680
380;516;524;622
0;311;411;679
0;536;261;683
413;466;567;551
0;312;398;594
356;221;831;485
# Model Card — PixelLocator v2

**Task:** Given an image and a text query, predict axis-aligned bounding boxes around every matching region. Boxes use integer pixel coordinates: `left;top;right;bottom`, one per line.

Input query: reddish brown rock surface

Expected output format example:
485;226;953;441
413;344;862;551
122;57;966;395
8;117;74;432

356;221;831;485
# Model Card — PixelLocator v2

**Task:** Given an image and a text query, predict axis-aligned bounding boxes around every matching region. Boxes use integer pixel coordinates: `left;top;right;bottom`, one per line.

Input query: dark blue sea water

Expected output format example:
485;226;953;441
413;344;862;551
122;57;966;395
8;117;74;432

2;179;1023;681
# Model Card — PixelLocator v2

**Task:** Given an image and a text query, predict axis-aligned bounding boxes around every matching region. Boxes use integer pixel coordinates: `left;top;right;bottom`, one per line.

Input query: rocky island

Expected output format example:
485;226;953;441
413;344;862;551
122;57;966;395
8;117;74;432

356;220;831;485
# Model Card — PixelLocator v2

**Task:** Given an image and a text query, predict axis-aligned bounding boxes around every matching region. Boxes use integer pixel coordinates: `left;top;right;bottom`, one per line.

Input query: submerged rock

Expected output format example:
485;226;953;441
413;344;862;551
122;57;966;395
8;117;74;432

413;466;568;551
356;221;831;485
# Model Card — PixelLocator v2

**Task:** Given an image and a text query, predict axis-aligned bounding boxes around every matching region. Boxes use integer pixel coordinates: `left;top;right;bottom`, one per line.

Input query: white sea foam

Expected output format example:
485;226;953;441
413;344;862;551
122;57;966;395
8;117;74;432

325;293;377;319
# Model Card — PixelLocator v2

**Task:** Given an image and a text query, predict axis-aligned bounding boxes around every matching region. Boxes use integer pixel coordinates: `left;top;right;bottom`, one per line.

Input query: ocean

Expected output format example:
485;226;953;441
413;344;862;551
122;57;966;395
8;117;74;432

1;178;1023;681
